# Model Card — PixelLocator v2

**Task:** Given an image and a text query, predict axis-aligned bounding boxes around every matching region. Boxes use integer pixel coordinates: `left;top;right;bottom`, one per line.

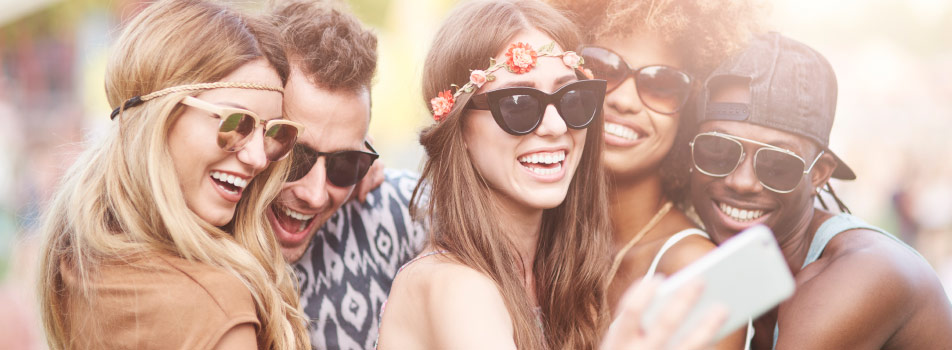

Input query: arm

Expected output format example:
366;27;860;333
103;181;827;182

424;265;517;350
775;249;912;349
656;235;748;350
214;323;257;350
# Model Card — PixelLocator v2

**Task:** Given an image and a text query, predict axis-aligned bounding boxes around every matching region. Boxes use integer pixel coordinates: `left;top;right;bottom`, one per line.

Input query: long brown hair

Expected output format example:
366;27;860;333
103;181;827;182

37;0;308;349
411;0;611;348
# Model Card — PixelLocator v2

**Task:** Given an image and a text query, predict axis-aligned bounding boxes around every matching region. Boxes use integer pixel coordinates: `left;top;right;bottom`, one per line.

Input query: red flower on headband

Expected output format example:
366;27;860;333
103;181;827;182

505;42;538;74
431;90;455;122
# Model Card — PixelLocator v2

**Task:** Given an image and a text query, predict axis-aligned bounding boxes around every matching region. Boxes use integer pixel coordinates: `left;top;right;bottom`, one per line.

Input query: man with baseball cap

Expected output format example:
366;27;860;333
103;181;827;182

689;32;952;349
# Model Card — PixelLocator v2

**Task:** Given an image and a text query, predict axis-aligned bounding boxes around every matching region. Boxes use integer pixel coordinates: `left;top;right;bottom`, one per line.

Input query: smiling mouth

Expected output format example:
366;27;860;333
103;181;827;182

271;203;316;234
210;171;248;195
717;201;768;222
518;150;565;176
605;122;643;141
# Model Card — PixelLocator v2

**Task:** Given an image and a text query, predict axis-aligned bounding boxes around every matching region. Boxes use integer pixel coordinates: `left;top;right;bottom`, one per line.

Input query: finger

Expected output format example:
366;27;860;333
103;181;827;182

643;278;705;347
674;303;727;350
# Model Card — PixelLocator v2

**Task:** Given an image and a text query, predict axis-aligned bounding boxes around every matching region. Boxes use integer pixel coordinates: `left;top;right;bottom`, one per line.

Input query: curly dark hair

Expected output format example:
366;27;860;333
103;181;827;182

269;0;377;92
548;0;765;204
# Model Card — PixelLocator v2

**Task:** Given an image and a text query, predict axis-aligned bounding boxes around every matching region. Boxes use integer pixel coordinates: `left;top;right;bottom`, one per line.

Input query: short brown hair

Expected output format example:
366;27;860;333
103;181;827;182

270;0;377;91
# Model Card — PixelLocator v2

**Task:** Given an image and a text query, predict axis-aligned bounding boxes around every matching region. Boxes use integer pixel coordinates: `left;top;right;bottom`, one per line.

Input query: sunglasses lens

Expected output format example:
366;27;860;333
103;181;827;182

218;113;256;151
497;94;542;134
326;152;376;187
263;123;300;161
755;149;805;192
558;84;600;128
693;134;742;175
580;47;627;91
287;144;317;182
636;66;692;114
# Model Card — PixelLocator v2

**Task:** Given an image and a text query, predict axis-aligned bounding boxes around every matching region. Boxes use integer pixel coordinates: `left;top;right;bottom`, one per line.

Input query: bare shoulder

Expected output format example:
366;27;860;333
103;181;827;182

776;228;950;348
380;254;516;350
656;230;717;276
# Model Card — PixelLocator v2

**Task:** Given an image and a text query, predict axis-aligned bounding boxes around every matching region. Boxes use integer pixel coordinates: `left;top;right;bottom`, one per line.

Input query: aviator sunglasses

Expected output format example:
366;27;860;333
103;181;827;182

466;79;607;136
180;96;303;162
579;46;693;115
690;132;825;193
287;141;379;186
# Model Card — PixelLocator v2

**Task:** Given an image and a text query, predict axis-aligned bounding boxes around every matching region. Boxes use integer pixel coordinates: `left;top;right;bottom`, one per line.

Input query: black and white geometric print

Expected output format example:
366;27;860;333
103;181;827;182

293;169;426;350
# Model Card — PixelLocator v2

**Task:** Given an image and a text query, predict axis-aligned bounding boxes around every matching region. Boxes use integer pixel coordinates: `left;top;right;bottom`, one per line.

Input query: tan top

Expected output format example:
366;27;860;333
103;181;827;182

61;251;260;349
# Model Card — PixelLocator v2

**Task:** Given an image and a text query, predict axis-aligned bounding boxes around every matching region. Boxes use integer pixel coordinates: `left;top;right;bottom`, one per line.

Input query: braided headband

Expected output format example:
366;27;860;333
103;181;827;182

429;41;589;122
110;82;284;120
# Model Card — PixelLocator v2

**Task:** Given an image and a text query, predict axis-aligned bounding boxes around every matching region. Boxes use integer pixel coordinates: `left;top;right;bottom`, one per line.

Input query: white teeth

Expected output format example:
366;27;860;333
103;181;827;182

605;122;640;141
211;171;249;189
280;205;315;221
518;151;566;165
718;202;765;222
526;163;563;176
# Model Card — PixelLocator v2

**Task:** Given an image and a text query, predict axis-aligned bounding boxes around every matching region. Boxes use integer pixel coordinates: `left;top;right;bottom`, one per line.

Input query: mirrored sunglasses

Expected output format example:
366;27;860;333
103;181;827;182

180;96;302;162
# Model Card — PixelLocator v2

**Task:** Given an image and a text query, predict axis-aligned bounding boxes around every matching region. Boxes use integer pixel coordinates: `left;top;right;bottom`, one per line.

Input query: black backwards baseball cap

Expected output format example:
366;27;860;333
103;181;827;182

696;32;856;180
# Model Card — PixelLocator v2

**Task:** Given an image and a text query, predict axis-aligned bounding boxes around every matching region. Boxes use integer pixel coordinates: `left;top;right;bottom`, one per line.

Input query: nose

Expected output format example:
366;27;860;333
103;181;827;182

289;156;331;210
724;150;764;194
236;129;268;172
604;76;644;115
534;103;568;136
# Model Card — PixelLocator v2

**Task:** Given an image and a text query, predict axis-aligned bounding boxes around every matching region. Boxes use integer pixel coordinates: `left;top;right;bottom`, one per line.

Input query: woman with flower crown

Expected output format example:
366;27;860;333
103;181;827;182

375;1;725;349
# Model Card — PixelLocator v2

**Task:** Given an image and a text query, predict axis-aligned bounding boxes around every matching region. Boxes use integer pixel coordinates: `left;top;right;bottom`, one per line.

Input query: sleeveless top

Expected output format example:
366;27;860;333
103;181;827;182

61;251;260;349
642;228;754;350
771;213;917;349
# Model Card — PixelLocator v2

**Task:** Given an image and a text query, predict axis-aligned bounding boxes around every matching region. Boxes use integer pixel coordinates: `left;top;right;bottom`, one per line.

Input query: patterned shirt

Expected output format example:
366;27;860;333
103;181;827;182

293;169;426;350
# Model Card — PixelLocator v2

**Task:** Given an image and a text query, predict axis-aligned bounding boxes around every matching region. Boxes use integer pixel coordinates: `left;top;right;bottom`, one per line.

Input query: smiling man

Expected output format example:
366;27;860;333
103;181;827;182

268;2;425;349
689;32;952;349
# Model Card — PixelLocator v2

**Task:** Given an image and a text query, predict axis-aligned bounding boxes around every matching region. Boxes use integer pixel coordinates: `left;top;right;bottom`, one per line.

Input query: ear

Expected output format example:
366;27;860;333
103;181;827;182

809;152;837;190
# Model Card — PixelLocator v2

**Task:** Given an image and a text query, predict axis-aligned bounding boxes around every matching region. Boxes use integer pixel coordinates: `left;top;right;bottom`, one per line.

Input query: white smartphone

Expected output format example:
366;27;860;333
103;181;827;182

640;225;795;343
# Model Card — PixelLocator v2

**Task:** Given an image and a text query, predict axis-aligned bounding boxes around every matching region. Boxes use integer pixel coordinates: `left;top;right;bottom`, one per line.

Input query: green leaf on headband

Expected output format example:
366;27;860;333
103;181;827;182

489;58;496;67
487;74;496;82
464;85;474;93
538;42;555;54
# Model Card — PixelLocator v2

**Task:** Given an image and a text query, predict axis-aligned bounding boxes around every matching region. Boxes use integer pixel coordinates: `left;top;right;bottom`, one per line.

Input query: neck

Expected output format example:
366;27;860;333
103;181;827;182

609;171;667;246
495;197;542;279
776;207;829;275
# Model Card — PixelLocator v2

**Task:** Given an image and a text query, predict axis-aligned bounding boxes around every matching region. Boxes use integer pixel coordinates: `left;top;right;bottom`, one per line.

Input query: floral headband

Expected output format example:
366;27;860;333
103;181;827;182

429;41;587;122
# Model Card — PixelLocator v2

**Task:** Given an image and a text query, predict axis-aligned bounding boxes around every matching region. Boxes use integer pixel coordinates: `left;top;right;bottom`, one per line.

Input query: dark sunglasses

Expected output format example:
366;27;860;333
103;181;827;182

579;46;693;115
180;96;303;161
690;132;825;193
466;79;606;135
287;140;379;186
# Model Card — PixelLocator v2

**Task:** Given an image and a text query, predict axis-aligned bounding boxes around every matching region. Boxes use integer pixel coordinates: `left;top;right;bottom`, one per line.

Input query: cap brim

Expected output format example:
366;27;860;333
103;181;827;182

828;150;856;180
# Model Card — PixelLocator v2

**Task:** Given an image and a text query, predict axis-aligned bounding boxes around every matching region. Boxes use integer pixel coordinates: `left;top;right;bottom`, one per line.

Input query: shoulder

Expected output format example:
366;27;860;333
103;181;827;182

777;226;939;347
73;253;258;349
383;254;515;349
656;228;717;276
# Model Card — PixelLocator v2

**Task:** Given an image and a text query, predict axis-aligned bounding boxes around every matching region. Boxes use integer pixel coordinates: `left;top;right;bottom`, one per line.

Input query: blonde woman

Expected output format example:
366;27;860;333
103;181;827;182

37;0;310;349
377;1;725;349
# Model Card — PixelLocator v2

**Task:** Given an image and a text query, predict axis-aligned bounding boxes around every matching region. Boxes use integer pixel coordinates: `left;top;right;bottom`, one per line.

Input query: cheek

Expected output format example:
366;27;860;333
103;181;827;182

463;113;516;177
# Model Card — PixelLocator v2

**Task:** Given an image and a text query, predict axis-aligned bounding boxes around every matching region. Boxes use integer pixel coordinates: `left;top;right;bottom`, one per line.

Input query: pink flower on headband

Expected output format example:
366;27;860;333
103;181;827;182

562;51;581;69
581;67;595;80
469;70;488;88
431;90;455;122
505;42;537;74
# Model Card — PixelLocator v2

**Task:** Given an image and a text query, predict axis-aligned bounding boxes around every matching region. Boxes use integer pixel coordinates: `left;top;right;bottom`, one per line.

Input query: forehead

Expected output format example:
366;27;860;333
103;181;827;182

698;120;815;155
475;29;576;93
284;70;369;150
596;32;683;69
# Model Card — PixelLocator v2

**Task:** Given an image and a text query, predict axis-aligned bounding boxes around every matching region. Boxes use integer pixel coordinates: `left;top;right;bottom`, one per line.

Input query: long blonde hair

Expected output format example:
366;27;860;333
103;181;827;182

37;1;309;349
412;0;612;348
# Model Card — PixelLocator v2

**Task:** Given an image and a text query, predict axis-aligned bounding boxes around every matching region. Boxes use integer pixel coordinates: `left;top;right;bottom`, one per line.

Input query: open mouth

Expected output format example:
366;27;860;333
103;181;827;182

210;171;248;196
716;201;769;222
518;150;565;176
270;203;316;235
605;122;643;141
